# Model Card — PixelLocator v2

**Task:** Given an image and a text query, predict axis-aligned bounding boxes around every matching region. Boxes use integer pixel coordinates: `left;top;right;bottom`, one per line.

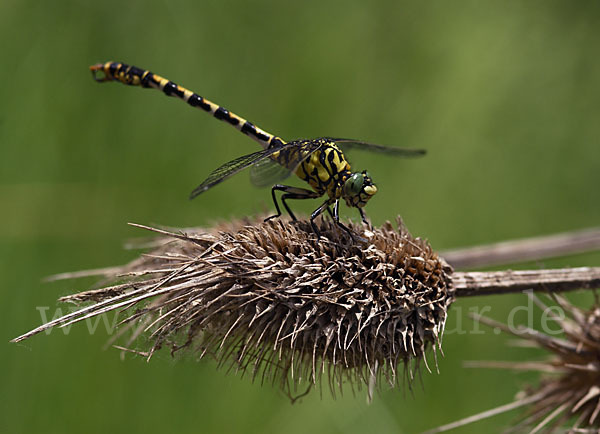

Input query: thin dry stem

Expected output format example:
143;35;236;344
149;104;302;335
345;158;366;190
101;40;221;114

454;268;600;297
423;391;547;434
441;227;600;270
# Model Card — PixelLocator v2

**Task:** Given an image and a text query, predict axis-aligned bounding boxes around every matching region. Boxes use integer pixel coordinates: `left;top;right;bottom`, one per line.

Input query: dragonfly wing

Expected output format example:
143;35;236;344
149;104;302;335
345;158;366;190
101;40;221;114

249;158;293;187
190;145;292;199
249;139;326;187
330;138;426;157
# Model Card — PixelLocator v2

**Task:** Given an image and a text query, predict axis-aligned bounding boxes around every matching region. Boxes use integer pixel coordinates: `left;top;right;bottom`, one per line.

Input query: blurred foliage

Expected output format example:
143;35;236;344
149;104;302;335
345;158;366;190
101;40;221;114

2;0;600;433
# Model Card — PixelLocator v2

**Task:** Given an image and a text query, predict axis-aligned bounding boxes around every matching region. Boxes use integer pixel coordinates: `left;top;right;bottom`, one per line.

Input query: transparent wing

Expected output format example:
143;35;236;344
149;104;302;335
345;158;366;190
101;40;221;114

190;143;296;199
249;157;293;187
248;139;326;188
329;138;426;157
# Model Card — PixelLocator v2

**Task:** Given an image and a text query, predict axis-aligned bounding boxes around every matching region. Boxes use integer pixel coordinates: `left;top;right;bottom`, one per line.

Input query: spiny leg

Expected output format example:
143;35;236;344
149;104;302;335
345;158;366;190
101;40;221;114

310;199;335;237
326;200;354;238
358;207;370;226
265;184;321;223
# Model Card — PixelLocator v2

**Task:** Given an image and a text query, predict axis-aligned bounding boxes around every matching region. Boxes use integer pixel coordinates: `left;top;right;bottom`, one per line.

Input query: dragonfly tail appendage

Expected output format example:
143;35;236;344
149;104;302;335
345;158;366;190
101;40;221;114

89;61;282;149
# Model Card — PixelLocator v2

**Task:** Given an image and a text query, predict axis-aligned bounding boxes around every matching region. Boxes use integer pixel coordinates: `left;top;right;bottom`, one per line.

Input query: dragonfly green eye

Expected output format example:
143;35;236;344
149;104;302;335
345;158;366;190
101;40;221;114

344;173;364;196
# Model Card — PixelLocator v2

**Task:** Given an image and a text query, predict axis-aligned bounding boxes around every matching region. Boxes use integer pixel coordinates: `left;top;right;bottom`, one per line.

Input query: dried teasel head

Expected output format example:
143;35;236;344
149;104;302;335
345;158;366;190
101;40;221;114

432;294;600;433
13;216;454;398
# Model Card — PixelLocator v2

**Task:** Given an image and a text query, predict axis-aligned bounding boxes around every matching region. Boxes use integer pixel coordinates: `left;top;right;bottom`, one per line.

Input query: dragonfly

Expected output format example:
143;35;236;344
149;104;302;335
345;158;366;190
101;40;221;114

90;62;426;236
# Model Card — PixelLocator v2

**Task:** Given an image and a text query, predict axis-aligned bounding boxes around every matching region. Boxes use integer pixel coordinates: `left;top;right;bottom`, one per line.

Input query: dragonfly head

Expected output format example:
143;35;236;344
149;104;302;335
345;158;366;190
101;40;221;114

342;171;378;208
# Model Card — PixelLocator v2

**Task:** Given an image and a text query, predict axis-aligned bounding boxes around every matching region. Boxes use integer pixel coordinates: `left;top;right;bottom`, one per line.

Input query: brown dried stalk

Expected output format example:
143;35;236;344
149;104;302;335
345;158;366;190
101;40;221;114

454;268;600;297
441;227;600;269
11;216;600;399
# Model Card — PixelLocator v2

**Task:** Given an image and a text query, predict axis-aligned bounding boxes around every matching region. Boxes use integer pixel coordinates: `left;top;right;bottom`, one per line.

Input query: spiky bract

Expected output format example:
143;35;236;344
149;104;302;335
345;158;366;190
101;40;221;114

474;295;600;432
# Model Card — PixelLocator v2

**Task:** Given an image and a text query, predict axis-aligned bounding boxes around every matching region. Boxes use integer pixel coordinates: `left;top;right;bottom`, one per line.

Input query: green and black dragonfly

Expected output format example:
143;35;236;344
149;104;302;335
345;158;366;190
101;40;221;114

91;62;426;235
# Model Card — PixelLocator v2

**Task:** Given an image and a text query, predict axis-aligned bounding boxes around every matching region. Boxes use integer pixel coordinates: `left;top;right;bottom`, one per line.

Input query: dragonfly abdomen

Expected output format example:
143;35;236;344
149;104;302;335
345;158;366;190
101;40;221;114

90;62;281;148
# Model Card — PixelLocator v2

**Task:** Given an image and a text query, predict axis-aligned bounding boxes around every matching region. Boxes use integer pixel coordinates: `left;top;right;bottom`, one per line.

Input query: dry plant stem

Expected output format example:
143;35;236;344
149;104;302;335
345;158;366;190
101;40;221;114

422;391;547;434
453;267;600;297
441;227;600;270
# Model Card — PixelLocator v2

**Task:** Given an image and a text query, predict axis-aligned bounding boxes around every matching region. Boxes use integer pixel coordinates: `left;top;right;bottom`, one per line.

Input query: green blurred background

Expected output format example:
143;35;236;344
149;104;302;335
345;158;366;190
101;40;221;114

3;0;600;432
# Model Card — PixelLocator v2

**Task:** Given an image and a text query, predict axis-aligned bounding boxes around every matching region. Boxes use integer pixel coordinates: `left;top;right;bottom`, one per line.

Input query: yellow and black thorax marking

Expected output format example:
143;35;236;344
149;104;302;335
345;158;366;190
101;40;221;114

268;138;352;198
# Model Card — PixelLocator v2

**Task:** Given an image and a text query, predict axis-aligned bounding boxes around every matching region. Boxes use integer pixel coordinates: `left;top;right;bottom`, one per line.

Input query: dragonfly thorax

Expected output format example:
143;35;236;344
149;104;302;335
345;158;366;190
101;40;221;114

292;140;351;196
341;171;378;208
291;140;378;208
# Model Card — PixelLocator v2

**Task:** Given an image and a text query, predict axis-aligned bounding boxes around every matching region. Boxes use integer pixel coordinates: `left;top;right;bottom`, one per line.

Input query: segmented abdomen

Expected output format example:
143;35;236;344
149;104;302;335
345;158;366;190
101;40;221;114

91;62;281;149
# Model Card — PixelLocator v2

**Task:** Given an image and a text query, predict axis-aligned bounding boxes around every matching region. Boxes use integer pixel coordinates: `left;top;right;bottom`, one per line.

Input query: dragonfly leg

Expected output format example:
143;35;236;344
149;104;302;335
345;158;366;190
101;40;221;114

326;200;354;238
310;199;335;237
358;207;370;226
332;199;340;222
265;184;320;222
